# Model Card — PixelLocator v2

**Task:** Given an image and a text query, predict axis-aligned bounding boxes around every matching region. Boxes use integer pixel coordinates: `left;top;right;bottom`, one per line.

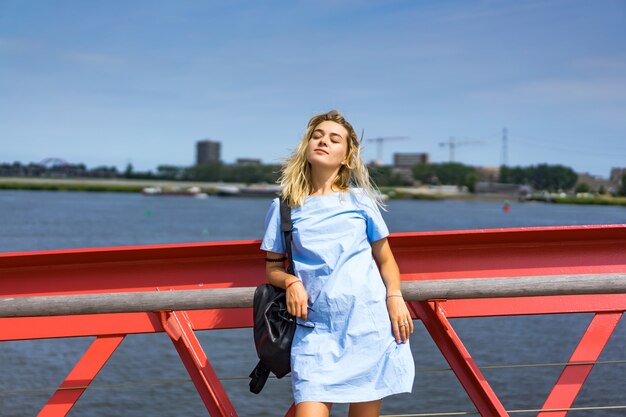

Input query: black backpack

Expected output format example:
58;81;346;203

249;198;297;394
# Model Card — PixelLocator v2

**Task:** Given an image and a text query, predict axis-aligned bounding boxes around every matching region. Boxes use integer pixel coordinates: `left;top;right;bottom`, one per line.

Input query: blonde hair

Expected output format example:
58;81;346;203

279;110;384;208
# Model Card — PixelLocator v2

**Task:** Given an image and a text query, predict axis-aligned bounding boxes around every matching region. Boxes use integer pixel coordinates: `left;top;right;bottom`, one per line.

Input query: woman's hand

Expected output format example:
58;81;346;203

285;276;308;321
386;295;413;344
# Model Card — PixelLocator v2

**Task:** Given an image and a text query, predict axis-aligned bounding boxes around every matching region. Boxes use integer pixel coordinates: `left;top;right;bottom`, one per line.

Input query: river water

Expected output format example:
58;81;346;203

0;190;624;416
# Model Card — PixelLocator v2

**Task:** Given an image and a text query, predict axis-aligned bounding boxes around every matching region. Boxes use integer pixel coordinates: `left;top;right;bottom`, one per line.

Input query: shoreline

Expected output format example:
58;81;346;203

1;177;625;206
0;177;504;201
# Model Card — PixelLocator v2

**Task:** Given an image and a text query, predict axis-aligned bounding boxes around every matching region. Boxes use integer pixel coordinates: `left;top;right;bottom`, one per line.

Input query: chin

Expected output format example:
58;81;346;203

307;154;327;166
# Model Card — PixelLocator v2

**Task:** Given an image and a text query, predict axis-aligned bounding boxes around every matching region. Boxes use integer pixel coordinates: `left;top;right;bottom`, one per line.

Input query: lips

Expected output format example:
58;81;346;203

314;149;328;155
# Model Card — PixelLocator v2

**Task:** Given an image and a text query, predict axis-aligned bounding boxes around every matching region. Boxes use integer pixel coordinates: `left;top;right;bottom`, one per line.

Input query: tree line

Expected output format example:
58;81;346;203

145;162;591;193
9;159;622;195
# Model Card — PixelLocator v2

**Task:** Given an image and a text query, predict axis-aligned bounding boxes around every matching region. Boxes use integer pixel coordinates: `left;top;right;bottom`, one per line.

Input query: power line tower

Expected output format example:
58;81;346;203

366;137;409;165
438;137;483;162
501;128;508;167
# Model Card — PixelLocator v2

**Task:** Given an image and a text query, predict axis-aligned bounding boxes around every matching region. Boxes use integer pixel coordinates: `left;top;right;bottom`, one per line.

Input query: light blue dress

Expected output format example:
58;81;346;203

260;188;415;404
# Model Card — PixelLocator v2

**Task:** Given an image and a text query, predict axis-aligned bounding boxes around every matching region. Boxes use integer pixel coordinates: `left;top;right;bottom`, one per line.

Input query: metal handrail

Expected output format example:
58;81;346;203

1;273;625;318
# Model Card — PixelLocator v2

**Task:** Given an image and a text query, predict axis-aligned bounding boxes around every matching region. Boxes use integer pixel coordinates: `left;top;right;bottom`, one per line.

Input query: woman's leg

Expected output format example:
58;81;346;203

348;399;382;417
295;401;333;417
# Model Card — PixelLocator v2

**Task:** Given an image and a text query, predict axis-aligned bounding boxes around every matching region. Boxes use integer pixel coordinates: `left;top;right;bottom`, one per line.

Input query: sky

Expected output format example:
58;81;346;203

1;0;625;177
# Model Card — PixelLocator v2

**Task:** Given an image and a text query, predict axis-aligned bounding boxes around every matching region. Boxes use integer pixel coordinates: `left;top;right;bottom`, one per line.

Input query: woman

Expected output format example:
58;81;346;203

261;110;415;417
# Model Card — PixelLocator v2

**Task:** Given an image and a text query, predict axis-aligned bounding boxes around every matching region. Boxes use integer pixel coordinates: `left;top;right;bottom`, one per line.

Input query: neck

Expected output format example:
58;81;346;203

309;165;341;196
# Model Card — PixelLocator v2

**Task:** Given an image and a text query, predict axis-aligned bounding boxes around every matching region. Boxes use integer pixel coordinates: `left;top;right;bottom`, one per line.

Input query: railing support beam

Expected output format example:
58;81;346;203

37;335;124;417
538;311;623;417
283;402;296;417
160;311;237;417
408;301;509;417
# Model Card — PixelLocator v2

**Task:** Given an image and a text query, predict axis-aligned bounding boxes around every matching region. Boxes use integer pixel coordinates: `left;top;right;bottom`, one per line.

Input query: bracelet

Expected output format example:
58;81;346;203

265;257;287;263
386;294;403;299
286;279;302;289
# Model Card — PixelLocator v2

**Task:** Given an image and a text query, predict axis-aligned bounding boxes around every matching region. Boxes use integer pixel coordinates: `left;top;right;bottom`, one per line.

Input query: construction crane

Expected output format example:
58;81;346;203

365;137;409;165
438;137;483;162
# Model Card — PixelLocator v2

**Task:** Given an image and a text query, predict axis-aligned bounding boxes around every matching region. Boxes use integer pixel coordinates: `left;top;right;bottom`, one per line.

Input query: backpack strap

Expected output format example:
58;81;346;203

248;361;270;394
279;197;295;276
249;197;294;395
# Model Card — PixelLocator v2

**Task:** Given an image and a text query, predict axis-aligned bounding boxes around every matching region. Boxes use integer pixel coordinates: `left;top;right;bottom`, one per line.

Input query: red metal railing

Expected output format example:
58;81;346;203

1;224;625;416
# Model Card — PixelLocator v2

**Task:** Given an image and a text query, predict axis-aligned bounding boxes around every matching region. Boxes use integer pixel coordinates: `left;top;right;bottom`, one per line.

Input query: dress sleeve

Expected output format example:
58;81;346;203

260;198;286;254
363;194;389;243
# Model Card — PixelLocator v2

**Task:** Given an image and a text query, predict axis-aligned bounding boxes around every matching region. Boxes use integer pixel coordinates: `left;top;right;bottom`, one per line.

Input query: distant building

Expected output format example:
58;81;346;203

576;169;608;192
473;166;518;194
577;172;614;193
475;182;520;194
475;166;500;182
235;158;262;166
196;140;221;165
610;167;626;185
393;153;429;168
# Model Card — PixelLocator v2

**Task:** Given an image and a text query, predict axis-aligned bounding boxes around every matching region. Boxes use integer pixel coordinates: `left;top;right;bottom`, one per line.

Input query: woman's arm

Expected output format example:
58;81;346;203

371;238;414;343
265;251;309;320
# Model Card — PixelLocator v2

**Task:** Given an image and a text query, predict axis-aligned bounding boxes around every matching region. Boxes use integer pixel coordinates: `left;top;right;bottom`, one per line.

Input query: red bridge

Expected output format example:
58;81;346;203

1;224;625;416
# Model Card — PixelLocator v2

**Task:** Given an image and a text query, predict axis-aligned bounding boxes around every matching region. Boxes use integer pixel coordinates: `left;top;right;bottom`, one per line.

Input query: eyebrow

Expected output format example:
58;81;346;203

313;128;345;140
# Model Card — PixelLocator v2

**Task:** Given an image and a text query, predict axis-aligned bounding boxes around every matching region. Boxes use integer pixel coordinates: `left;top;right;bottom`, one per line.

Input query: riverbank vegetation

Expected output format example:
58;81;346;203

552;195;626;206
499;164;578;191
0;182;144;193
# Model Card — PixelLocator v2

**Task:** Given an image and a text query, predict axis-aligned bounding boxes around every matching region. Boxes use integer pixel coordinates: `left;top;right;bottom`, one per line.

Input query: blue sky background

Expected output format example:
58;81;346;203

1;0;625;177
